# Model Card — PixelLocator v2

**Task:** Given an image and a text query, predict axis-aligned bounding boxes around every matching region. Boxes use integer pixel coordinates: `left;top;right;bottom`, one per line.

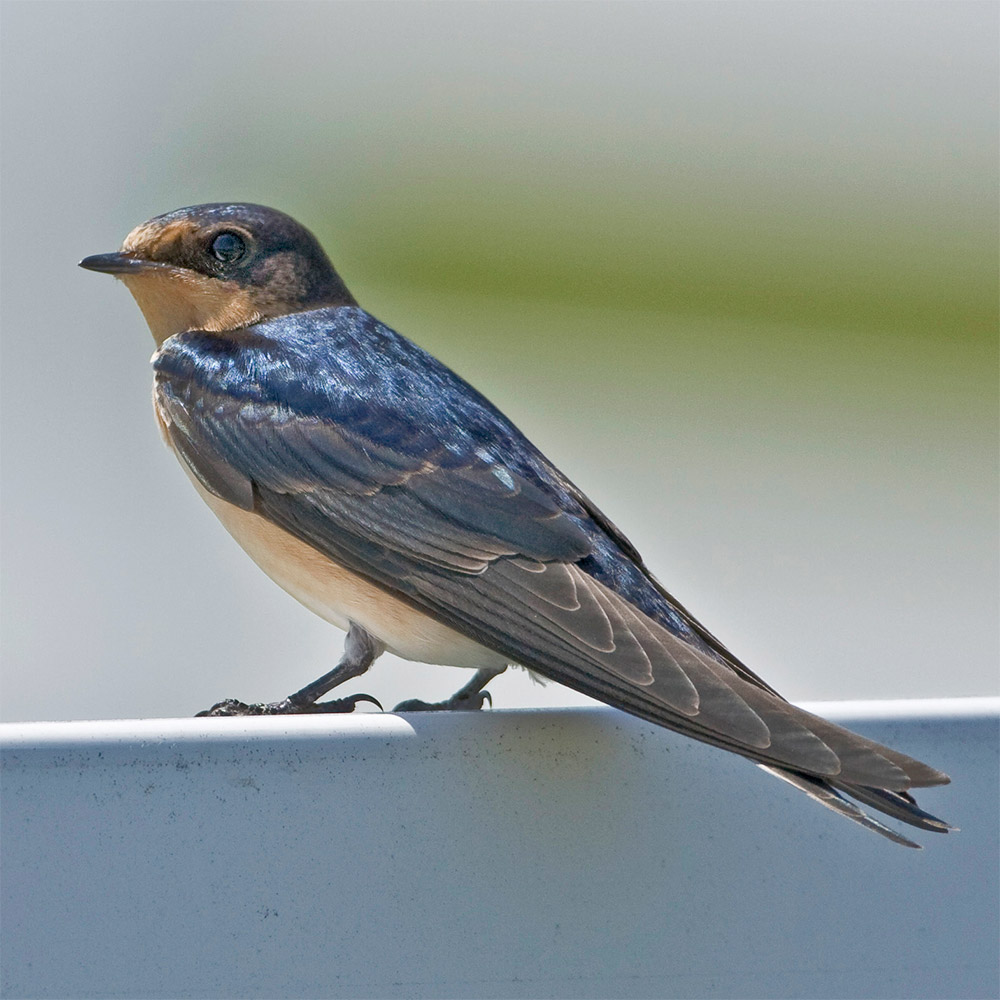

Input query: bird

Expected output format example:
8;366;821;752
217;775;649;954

80;202;953;848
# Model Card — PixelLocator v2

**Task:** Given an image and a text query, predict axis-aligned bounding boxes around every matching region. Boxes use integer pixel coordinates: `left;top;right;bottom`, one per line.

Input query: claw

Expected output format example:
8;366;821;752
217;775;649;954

392;698;430;712
393;691;492;713
303;692;382;714
195;692;381;717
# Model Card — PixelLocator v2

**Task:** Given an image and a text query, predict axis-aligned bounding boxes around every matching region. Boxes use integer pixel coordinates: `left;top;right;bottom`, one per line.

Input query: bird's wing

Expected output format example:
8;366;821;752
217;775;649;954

153;323;949;806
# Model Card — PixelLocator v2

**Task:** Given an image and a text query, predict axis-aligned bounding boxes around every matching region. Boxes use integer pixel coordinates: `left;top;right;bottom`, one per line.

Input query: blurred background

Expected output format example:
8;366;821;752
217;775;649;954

1;2;996;723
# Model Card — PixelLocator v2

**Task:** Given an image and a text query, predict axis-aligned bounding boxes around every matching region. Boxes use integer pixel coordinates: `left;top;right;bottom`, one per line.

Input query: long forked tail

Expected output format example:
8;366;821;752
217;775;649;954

759;764;957;849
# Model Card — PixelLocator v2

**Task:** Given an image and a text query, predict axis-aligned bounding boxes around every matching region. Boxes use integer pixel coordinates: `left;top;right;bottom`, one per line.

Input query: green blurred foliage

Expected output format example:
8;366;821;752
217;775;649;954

315;163;996;349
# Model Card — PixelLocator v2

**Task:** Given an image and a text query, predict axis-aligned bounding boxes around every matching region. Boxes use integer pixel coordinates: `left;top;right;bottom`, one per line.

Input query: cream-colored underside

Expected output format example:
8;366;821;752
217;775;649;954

180;460;509;671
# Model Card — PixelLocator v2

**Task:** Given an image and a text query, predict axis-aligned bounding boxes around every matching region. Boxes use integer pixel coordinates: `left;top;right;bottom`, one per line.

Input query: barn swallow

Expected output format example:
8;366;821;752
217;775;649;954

80;202;953;847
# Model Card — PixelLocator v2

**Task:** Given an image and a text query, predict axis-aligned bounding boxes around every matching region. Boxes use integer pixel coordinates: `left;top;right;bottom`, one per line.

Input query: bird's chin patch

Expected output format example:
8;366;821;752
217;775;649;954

120;267;263;345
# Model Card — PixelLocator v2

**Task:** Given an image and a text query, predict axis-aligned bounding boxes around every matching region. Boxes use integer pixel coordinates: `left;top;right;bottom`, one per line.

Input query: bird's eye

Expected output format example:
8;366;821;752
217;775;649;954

210;231;246;263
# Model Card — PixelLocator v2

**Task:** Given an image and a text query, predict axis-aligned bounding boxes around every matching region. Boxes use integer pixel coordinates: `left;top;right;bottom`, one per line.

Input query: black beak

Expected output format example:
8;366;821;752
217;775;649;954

78;252;170;275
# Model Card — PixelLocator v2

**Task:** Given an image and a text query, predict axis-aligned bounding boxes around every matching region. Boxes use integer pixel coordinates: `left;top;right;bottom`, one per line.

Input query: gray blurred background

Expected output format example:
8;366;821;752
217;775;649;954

1;1;996;723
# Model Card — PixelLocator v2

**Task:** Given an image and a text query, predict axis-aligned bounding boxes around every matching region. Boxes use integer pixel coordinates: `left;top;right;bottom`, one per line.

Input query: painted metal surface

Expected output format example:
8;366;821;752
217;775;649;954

2;700;997;999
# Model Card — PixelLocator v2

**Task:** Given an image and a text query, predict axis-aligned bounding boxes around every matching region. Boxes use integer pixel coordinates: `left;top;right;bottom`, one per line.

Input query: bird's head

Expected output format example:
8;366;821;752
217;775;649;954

80;203;355;344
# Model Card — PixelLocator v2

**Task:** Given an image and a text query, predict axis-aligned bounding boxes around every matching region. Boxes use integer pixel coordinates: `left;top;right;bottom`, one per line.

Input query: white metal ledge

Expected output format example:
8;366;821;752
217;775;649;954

2;699;997;999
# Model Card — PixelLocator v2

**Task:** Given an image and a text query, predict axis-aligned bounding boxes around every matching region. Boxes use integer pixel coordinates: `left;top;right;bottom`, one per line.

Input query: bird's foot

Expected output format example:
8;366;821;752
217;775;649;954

393;690;492;713
196;693;381;717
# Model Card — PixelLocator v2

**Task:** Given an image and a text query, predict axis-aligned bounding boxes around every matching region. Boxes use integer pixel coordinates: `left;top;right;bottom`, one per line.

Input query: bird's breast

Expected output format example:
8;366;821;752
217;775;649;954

163;427;508;671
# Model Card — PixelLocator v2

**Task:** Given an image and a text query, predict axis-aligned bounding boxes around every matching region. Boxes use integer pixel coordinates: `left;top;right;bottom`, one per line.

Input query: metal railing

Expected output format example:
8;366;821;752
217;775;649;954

2;699;997;999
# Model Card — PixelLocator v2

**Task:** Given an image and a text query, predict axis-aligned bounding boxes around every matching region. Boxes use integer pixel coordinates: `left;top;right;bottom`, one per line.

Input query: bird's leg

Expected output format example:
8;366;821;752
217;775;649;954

196;622;384;717
393;665;506;713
